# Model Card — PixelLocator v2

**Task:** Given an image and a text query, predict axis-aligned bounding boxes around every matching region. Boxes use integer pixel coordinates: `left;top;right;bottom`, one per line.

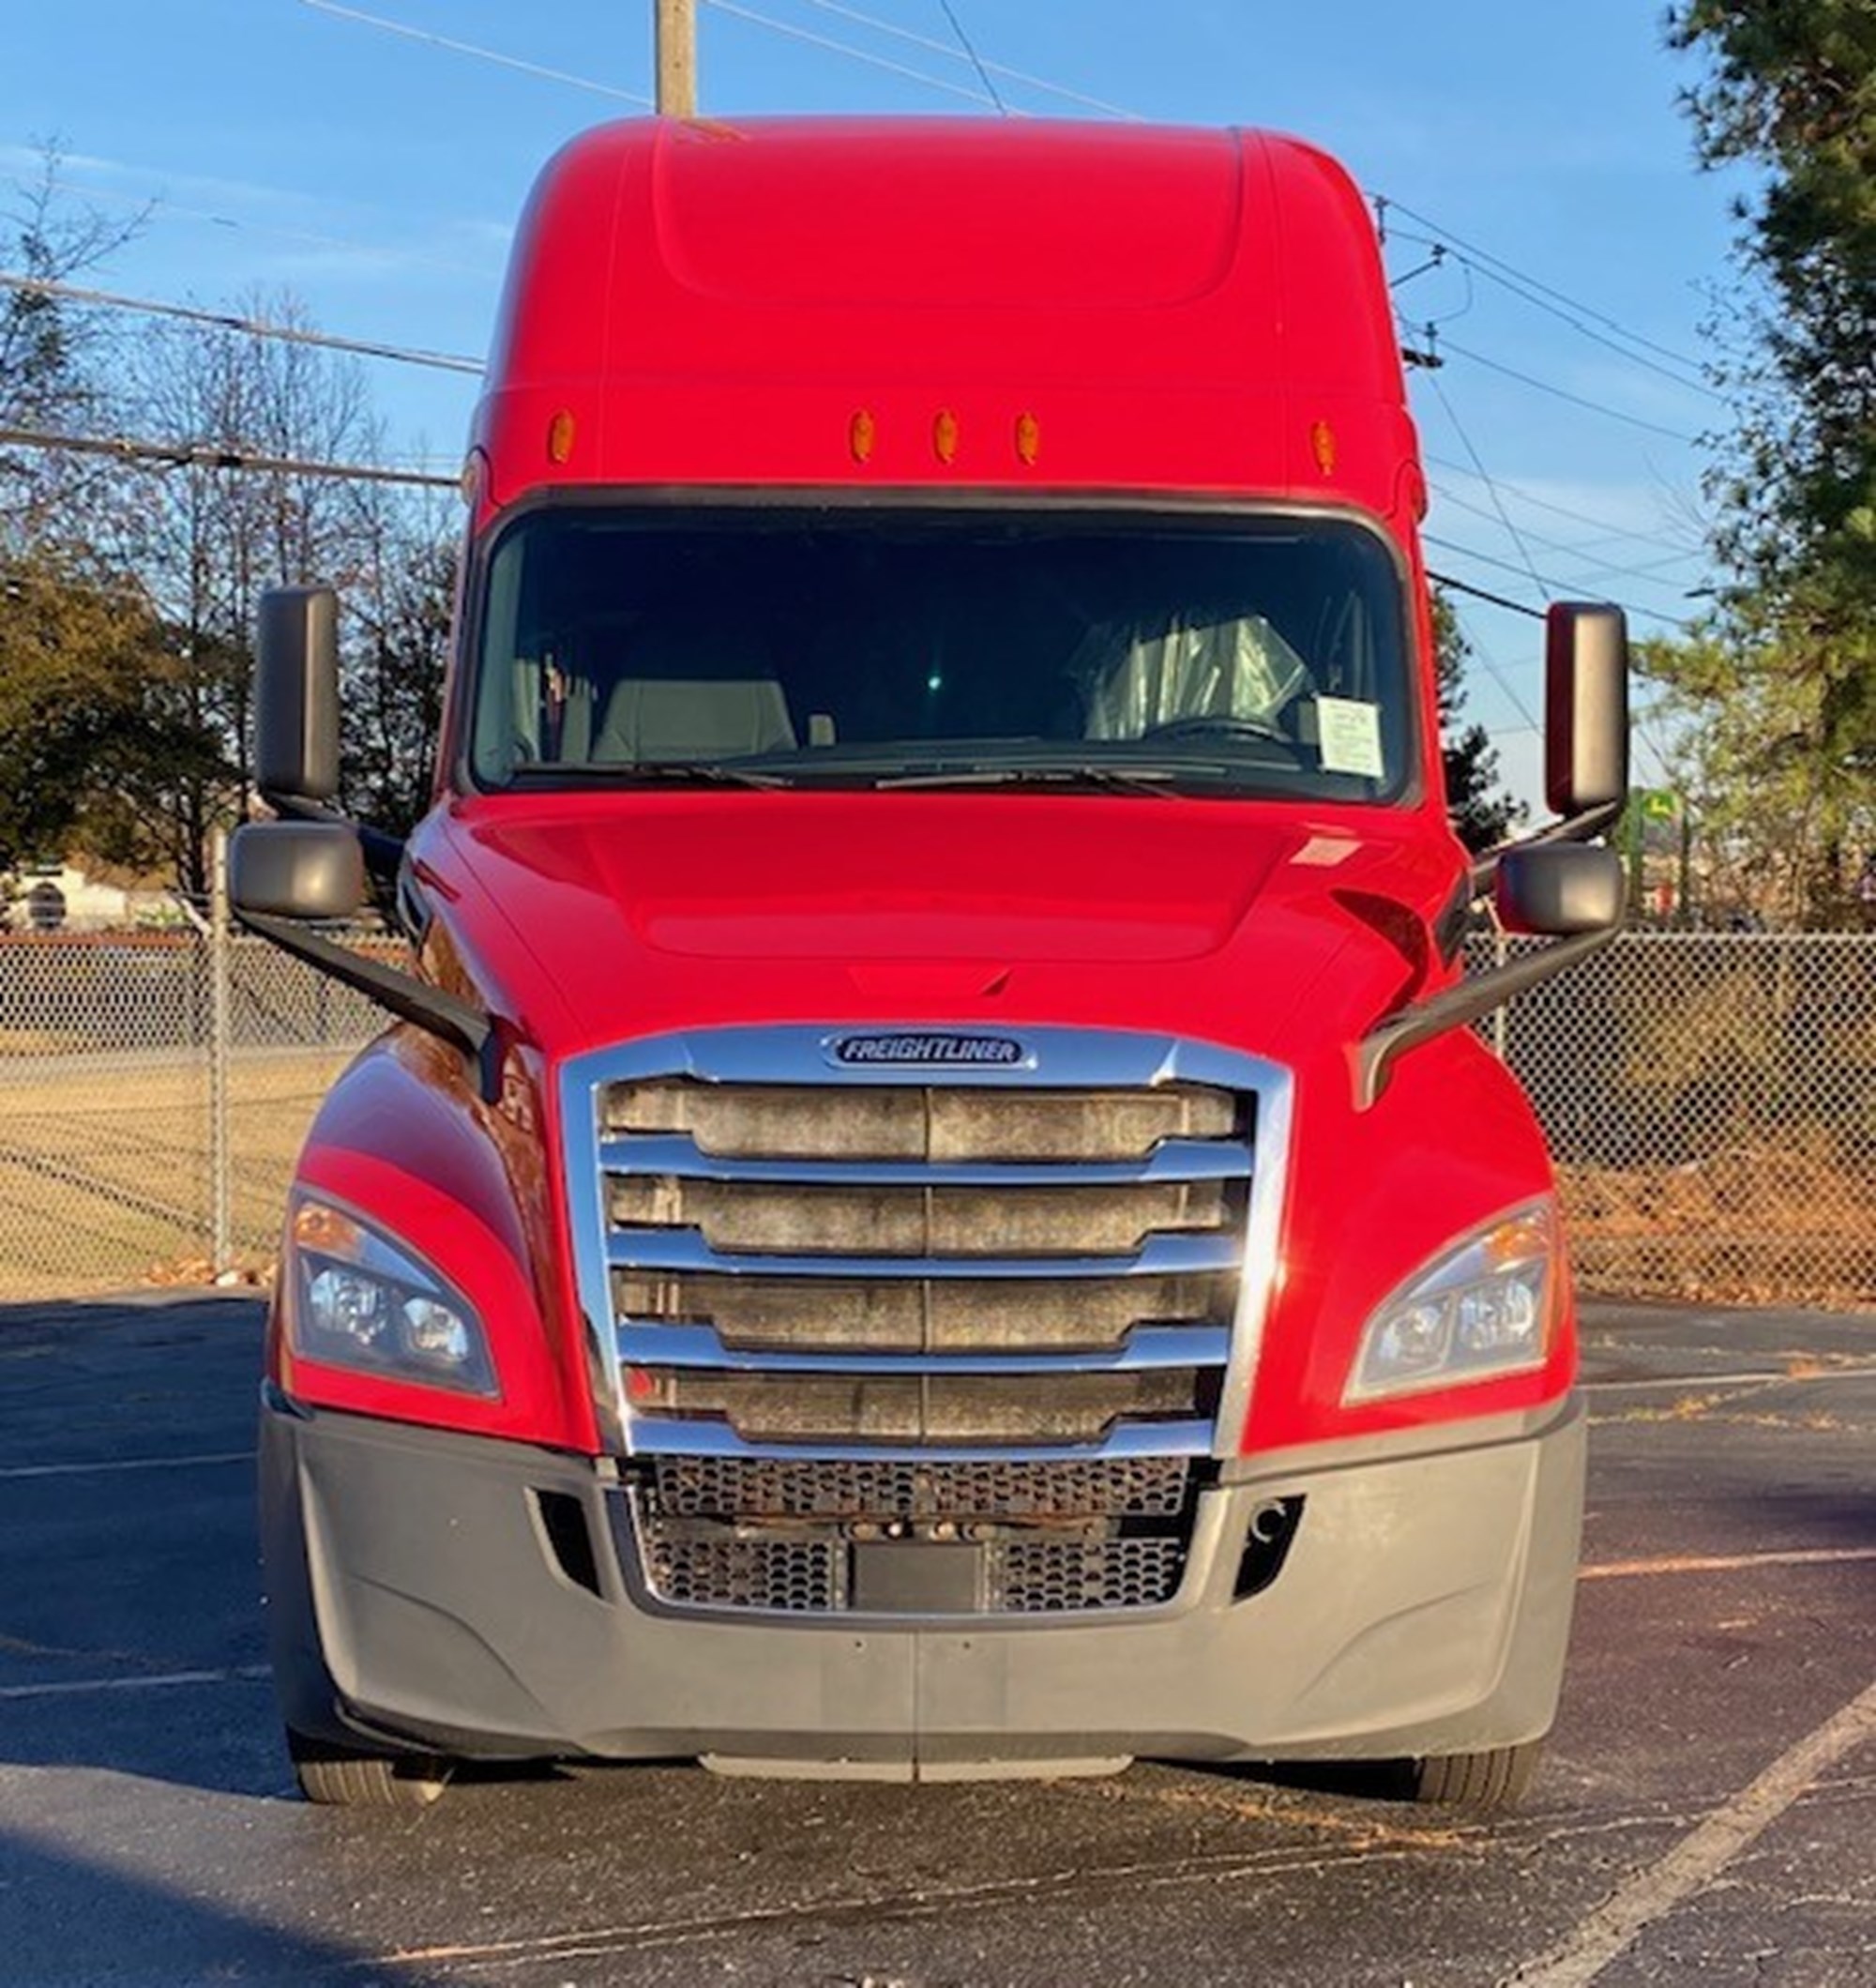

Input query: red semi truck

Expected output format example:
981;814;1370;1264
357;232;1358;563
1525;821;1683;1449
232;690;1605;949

232;117;1629;1806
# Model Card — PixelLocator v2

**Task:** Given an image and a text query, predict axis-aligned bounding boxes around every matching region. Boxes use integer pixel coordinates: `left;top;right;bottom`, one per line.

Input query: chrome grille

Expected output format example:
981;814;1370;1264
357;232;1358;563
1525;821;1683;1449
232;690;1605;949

561;1027;1292;1619
599;1069;1250;1454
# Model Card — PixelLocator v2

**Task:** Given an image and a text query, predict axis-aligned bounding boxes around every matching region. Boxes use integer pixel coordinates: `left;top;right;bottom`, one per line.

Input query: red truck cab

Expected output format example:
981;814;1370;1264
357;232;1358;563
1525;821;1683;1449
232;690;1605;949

234;117;1627;1806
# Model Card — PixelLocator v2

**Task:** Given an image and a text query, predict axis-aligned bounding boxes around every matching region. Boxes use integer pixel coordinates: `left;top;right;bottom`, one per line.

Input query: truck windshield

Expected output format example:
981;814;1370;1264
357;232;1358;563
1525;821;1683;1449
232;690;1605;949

467;508;1415;801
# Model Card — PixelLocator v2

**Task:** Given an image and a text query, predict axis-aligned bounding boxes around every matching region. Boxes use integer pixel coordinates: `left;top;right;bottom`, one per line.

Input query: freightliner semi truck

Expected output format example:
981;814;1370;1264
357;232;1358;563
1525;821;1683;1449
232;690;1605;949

231;117;1630;1806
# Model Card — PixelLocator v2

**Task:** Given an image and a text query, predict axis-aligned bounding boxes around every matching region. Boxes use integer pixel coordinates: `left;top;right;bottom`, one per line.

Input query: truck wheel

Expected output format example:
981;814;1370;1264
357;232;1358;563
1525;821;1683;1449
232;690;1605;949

287;1727;450;1808
1411;1739;1542;1808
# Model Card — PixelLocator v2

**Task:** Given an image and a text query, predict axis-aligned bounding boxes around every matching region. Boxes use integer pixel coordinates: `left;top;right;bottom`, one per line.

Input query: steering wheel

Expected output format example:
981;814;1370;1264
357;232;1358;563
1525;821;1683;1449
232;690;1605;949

1137;714;1291;747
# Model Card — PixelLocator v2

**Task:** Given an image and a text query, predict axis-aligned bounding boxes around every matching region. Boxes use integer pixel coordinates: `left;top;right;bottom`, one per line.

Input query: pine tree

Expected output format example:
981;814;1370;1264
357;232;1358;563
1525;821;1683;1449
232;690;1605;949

1432;587;1523;853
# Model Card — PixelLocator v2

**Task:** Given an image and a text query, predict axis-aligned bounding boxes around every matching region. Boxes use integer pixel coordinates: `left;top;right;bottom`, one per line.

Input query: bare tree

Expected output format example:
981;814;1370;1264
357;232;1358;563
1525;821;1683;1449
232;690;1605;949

125;293;378;896
0;143;144;543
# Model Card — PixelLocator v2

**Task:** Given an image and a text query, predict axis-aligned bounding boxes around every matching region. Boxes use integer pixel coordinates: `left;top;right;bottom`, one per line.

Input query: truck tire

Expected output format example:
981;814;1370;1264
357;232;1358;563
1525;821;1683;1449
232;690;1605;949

1411;1739;1542;1808
287;1727;450;1808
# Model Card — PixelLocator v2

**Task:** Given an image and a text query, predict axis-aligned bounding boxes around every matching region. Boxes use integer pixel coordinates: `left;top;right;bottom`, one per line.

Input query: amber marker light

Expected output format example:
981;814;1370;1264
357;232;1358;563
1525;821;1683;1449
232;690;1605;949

849;409;877;463
1014;411;1041;465
546;408;577;464
932;408;960;464
292;1200;362;1258
1309;418;1338;476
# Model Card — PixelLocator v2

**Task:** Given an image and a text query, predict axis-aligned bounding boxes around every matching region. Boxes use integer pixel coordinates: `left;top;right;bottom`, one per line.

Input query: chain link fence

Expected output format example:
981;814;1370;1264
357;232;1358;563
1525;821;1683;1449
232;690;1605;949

2;916;1870;1308
0;905;393;1302
1478;933;1874;1310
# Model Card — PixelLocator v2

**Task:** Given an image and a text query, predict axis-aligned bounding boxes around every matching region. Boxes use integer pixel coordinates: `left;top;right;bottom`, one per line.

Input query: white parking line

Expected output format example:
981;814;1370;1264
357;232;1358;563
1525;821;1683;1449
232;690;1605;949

1581;1368;1875;1390
1504;1676;1876;1987
0;1450;253;1480
1581;1546;1876;1581
0;1665;270;1701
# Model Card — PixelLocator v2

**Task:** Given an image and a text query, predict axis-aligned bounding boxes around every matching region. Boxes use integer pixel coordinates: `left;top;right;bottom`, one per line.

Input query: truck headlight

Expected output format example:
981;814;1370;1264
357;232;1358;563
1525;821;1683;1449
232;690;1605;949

1345;1200;1559;1404
286;1196;497;1397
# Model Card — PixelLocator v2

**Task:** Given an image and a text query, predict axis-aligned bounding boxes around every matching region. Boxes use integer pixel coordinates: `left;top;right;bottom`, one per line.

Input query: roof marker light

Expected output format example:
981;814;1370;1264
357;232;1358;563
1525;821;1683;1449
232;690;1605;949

933;409;960;465
547;409;576;464
849;409;876;464
1015;412;1041;466
1309;419;1338;477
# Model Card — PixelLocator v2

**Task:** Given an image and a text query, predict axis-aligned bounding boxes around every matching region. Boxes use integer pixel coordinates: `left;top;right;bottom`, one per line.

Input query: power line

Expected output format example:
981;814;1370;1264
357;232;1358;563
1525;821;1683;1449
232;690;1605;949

1384;222;1717;402
935;0;1006;114
1435;338;1700;444
1428;481;1703;589
1425;532;1695;630
297;1;653;106
1429;569;1544;622
1430;576;1676;783
797;0;1140;117
0;423;455;488
1376;195;1710;381
1421;451;1703;557
0;271;481;375
1427;367;1551;604
703;0;1005;107
0;168;499;282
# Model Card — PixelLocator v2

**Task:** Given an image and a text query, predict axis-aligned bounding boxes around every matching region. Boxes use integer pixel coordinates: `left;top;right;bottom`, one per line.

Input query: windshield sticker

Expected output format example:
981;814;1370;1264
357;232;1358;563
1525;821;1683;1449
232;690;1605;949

1317;697;1384;779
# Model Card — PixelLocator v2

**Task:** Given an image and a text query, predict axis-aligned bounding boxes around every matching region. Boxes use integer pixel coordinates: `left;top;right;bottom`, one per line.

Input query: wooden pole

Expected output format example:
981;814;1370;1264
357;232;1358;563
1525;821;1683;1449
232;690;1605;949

656;0;697;117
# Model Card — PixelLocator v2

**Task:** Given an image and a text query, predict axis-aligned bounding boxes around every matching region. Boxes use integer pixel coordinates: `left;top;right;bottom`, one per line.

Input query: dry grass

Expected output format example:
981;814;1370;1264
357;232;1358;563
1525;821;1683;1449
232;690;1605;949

1562;1146;1875;1313
0;1050;351;1302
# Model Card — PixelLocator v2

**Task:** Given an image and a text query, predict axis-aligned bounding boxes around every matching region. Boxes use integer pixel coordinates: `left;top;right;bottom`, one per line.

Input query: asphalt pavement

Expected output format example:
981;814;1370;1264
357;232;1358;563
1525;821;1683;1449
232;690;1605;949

0;1292;1869;1986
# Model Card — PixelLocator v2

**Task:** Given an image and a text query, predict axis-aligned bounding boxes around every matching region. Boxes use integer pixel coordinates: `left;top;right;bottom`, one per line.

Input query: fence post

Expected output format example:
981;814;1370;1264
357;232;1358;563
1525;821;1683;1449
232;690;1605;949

209;827;233;1276
1491;928;1508;1062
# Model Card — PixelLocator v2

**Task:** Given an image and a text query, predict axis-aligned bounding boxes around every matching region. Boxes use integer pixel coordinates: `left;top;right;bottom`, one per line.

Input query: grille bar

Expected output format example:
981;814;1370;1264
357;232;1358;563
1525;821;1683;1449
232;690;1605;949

607;1230;1245;1279
615;1321;1231;1373
621;1416;1218;1462
598;1133;1253;1187
626;1367;1211;1445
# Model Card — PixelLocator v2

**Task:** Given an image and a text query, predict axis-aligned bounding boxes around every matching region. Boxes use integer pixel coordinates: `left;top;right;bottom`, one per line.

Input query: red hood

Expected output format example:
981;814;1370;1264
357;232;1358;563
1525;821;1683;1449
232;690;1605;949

411;792;1462;1075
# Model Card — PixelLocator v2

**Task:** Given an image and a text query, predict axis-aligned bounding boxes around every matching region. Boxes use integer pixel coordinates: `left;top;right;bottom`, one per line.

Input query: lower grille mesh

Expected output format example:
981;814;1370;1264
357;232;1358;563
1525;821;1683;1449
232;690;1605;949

630;1456;1198;1616
644;1532;844;1613
992;1536;1186;1613
648;1455;1190;1521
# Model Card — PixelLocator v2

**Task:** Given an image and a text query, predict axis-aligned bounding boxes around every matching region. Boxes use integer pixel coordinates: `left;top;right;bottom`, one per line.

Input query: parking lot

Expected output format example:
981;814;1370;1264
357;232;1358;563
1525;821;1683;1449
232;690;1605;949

0;1293;1869;1986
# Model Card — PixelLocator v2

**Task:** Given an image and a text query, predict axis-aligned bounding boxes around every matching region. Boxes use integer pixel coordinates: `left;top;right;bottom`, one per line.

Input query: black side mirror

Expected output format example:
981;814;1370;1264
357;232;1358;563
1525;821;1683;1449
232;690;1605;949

1545;603;1629;815
230;821;364;921
254;585;340;803
1496;843;1625;936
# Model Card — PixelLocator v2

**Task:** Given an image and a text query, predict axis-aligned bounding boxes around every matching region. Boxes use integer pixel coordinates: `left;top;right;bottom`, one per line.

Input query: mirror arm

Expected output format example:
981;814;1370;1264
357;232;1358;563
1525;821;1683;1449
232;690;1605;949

1352;925;1618;1112
234;906;501;1102
1468;798;1624;897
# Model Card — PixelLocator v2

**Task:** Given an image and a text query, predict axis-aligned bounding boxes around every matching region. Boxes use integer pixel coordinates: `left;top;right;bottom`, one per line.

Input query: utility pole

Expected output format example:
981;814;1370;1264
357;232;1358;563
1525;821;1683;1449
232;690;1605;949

656;0;697;117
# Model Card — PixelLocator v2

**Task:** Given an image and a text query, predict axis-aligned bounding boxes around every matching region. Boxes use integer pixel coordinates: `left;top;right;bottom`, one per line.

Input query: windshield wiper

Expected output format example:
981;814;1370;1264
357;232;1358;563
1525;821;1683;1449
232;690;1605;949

505;760;793;789
873;764;1182;797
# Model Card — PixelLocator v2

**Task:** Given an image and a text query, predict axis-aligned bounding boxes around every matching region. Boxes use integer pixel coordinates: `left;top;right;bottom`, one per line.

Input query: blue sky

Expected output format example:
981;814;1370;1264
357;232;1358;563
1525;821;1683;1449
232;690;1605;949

2;1;1750;807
